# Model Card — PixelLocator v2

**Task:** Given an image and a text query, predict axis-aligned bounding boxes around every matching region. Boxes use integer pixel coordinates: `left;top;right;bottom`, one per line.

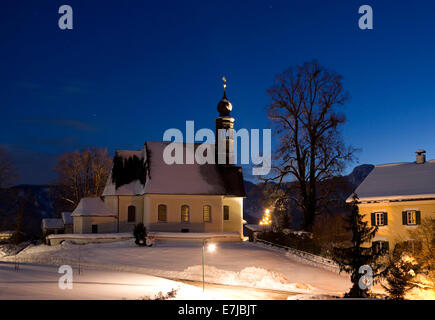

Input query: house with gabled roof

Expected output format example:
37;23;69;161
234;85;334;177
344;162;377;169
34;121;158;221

348;150;435;251
70;87;246;239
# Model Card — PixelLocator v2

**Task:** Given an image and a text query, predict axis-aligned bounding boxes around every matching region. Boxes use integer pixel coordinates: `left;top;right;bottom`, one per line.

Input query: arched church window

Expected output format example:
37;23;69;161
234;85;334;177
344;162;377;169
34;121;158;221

181;205;190;223
128;205;136;223
158;204;167;222
203;205;211;222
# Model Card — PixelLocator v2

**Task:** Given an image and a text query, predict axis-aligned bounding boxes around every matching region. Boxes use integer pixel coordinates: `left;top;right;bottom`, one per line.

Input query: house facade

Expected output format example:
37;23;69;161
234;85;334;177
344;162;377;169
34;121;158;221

349;150;435;251
70;87;246;239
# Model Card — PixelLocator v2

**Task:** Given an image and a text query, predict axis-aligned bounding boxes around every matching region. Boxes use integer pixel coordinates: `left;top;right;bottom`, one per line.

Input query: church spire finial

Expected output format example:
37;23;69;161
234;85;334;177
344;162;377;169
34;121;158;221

222;76;227;97
217;76;232;116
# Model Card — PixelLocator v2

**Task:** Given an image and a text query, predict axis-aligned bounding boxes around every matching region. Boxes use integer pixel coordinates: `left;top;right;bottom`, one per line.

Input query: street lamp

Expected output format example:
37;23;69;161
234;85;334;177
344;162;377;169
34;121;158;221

202;239;216;292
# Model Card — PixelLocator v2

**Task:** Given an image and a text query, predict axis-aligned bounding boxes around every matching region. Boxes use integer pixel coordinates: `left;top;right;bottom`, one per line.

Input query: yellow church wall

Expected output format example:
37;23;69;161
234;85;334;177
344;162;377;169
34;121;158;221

143;194;227;233
118;196;144;232
103;194;244;237
103;195;144;232
222;197;243;235
358;199;435;248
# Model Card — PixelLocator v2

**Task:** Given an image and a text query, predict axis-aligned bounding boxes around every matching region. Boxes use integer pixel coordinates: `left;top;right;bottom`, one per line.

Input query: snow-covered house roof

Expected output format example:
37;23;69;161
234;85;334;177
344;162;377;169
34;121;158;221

348;160;435;202
42;218;64;230
102;141;246;197
71;197;117;217
61;212;73;225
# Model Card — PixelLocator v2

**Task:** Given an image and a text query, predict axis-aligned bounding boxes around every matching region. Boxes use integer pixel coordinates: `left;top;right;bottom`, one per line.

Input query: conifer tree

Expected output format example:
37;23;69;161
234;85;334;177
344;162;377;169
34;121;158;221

382;249;421;300
331;194;384;298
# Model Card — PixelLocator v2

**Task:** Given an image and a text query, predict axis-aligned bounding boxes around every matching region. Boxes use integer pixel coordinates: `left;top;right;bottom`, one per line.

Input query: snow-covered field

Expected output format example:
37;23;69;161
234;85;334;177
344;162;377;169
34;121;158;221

0;240;352;299
0;262;257;300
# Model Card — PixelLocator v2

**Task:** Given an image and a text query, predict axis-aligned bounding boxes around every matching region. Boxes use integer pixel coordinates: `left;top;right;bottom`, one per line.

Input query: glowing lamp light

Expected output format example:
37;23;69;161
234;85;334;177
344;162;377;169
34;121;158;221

207;243;216;252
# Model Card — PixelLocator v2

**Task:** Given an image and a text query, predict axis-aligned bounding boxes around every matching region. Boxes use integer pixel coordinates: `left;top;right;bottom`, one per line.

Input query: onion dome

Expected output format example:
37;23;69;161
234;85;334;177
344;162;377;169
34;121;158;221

217;76;232;117
217;92;232;117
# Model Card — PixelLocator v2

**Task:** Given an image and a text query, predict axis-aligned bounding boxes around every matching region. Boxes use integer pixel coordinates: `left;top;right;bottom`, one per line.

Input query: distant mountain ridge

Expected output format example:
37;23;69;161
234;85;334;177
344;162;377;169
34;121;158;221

0;185;57;236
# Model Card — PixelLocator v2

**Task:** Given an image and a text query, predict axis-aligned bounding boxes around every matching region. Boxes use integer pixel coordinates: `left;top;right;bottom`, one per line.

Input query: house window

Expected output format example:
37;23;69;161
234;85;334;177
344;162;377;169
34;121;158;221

91;224;98;234
223;205;230;221
203;205;211;222
181;205;190;223
372;240;389;254
402;210;421;225
407;211;416;225
376;212;384;226
158;204;167;222
372;212;387;226
128;205;136;223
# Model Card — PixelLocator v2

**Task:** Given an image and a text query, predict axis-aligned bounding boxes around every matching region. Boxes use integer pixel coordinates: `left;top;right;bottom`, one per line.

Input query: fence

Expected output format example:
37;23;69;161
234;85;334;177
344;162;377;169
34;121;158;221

254;238;341;274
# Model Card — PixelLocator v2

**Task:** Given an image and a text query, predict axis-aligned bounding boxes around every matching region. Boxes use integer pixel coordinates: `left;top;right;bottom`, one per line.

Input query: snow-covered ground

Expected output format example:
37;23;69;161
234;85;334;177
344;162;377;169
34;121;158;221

0;240;352;299
0;262;256;300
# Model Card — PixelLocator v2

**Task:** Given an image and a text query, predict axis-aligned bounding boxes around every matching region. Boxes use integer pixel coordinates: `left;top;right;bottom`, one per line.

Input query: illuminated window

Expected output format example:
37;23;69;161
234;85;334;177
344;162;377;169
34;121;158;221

181;205;190;223
375;212;385;226
223;205;230;220
203;205;211;222
128;205;136;222
158;204;167;222
407;211;417;225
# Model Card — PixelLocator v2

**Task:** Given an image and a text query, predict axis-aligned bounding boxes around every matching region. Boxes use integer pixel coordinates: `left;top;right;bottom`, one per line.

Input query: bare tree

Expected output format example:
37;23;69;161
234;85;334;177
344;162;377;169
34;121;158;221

267;61;355;231
54;148;112;208
0;146;18;188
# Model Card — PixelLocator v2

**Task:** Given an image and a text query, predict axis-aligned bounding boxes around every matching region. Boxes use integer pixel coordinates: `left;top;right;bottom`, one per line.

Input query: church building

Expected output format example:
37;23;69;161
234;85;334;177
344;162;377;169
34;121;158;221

70;83;246;239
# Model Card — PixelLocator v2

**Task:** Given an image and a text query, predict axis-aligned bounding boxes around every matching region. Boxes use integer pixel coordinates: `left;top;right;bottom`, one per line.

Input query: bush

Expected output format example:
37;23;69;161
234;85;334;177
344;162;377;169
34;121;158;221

133;223;147;246
382;250;421;300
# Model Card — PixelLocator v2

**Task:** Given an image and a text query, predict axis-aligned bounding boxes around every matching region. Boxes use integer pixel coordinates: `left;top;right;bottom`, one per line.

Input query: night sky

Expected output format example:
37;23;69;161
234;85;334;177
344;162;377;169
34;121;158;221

1;0;435;185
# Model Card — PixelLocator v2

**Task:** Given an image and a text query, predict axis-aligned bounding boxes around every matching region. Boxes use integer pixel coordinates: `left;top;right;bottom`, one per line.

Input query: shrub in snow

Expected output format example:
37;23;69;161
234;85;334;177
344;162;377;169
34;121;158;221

382;250;421;300
406;217;435;286
133;223;147;246
140;288;179;300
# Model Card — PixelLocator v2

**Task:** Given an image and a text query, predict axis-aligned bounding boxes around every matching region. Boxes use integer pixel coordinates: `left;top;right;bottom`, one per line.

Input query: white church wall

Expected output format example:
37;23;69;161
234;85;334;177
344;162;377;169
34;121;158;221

73;216;117;234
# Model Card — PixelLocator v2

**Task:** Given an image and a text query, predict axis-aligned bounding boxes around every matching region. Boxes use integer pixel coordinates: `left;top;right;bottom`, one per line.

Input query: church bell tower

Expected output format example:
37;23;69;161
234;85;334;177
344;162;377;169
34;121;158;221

215;77;235;165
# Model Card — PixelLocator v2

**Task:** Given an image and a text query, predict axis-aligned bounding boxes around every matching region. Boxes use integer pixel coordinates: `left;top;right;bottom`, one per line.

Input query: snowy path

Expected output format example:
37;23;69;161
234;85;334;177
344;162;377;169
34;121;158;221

1;240;352;296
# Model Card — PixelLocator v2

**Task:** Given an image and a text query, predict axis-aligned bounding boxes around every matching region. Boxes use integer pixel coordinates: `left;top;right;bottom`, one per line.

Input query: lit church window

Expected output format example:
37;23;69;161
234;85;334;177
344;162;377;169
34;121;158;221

203;205;211;222
181;205;190;222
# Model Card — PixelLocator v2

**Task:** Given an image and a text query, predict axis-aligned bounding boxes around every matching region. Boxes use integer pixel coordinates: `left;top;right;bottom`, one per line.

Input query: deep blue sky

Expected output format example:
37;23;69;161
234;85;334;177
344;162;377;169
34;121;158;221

1;0;435;184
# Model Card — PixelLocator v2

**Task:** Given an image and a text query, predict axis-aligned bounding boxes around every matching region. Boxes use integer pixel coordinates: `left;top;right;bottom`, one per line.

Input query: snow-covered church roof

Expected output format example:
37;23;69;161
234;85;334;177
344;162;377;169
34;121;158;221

349;160;435;202
71;197;117;217
102;141;246;197
61;212;73;225
42;218;64;230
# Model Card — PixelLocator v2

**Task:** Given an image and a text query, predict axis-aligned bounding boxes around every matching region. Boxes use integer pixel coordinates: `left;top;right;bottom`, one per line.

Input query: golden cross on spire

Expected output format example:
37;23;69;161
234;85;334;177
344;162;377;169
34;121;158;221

222;76;227;92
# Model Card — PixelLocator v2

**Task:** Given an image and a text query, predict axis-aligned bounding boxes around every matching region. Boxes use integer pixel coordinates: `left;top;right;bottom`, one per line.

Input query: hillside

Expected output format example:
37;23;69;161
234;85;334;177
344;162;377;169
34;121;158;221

0;185;57;237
